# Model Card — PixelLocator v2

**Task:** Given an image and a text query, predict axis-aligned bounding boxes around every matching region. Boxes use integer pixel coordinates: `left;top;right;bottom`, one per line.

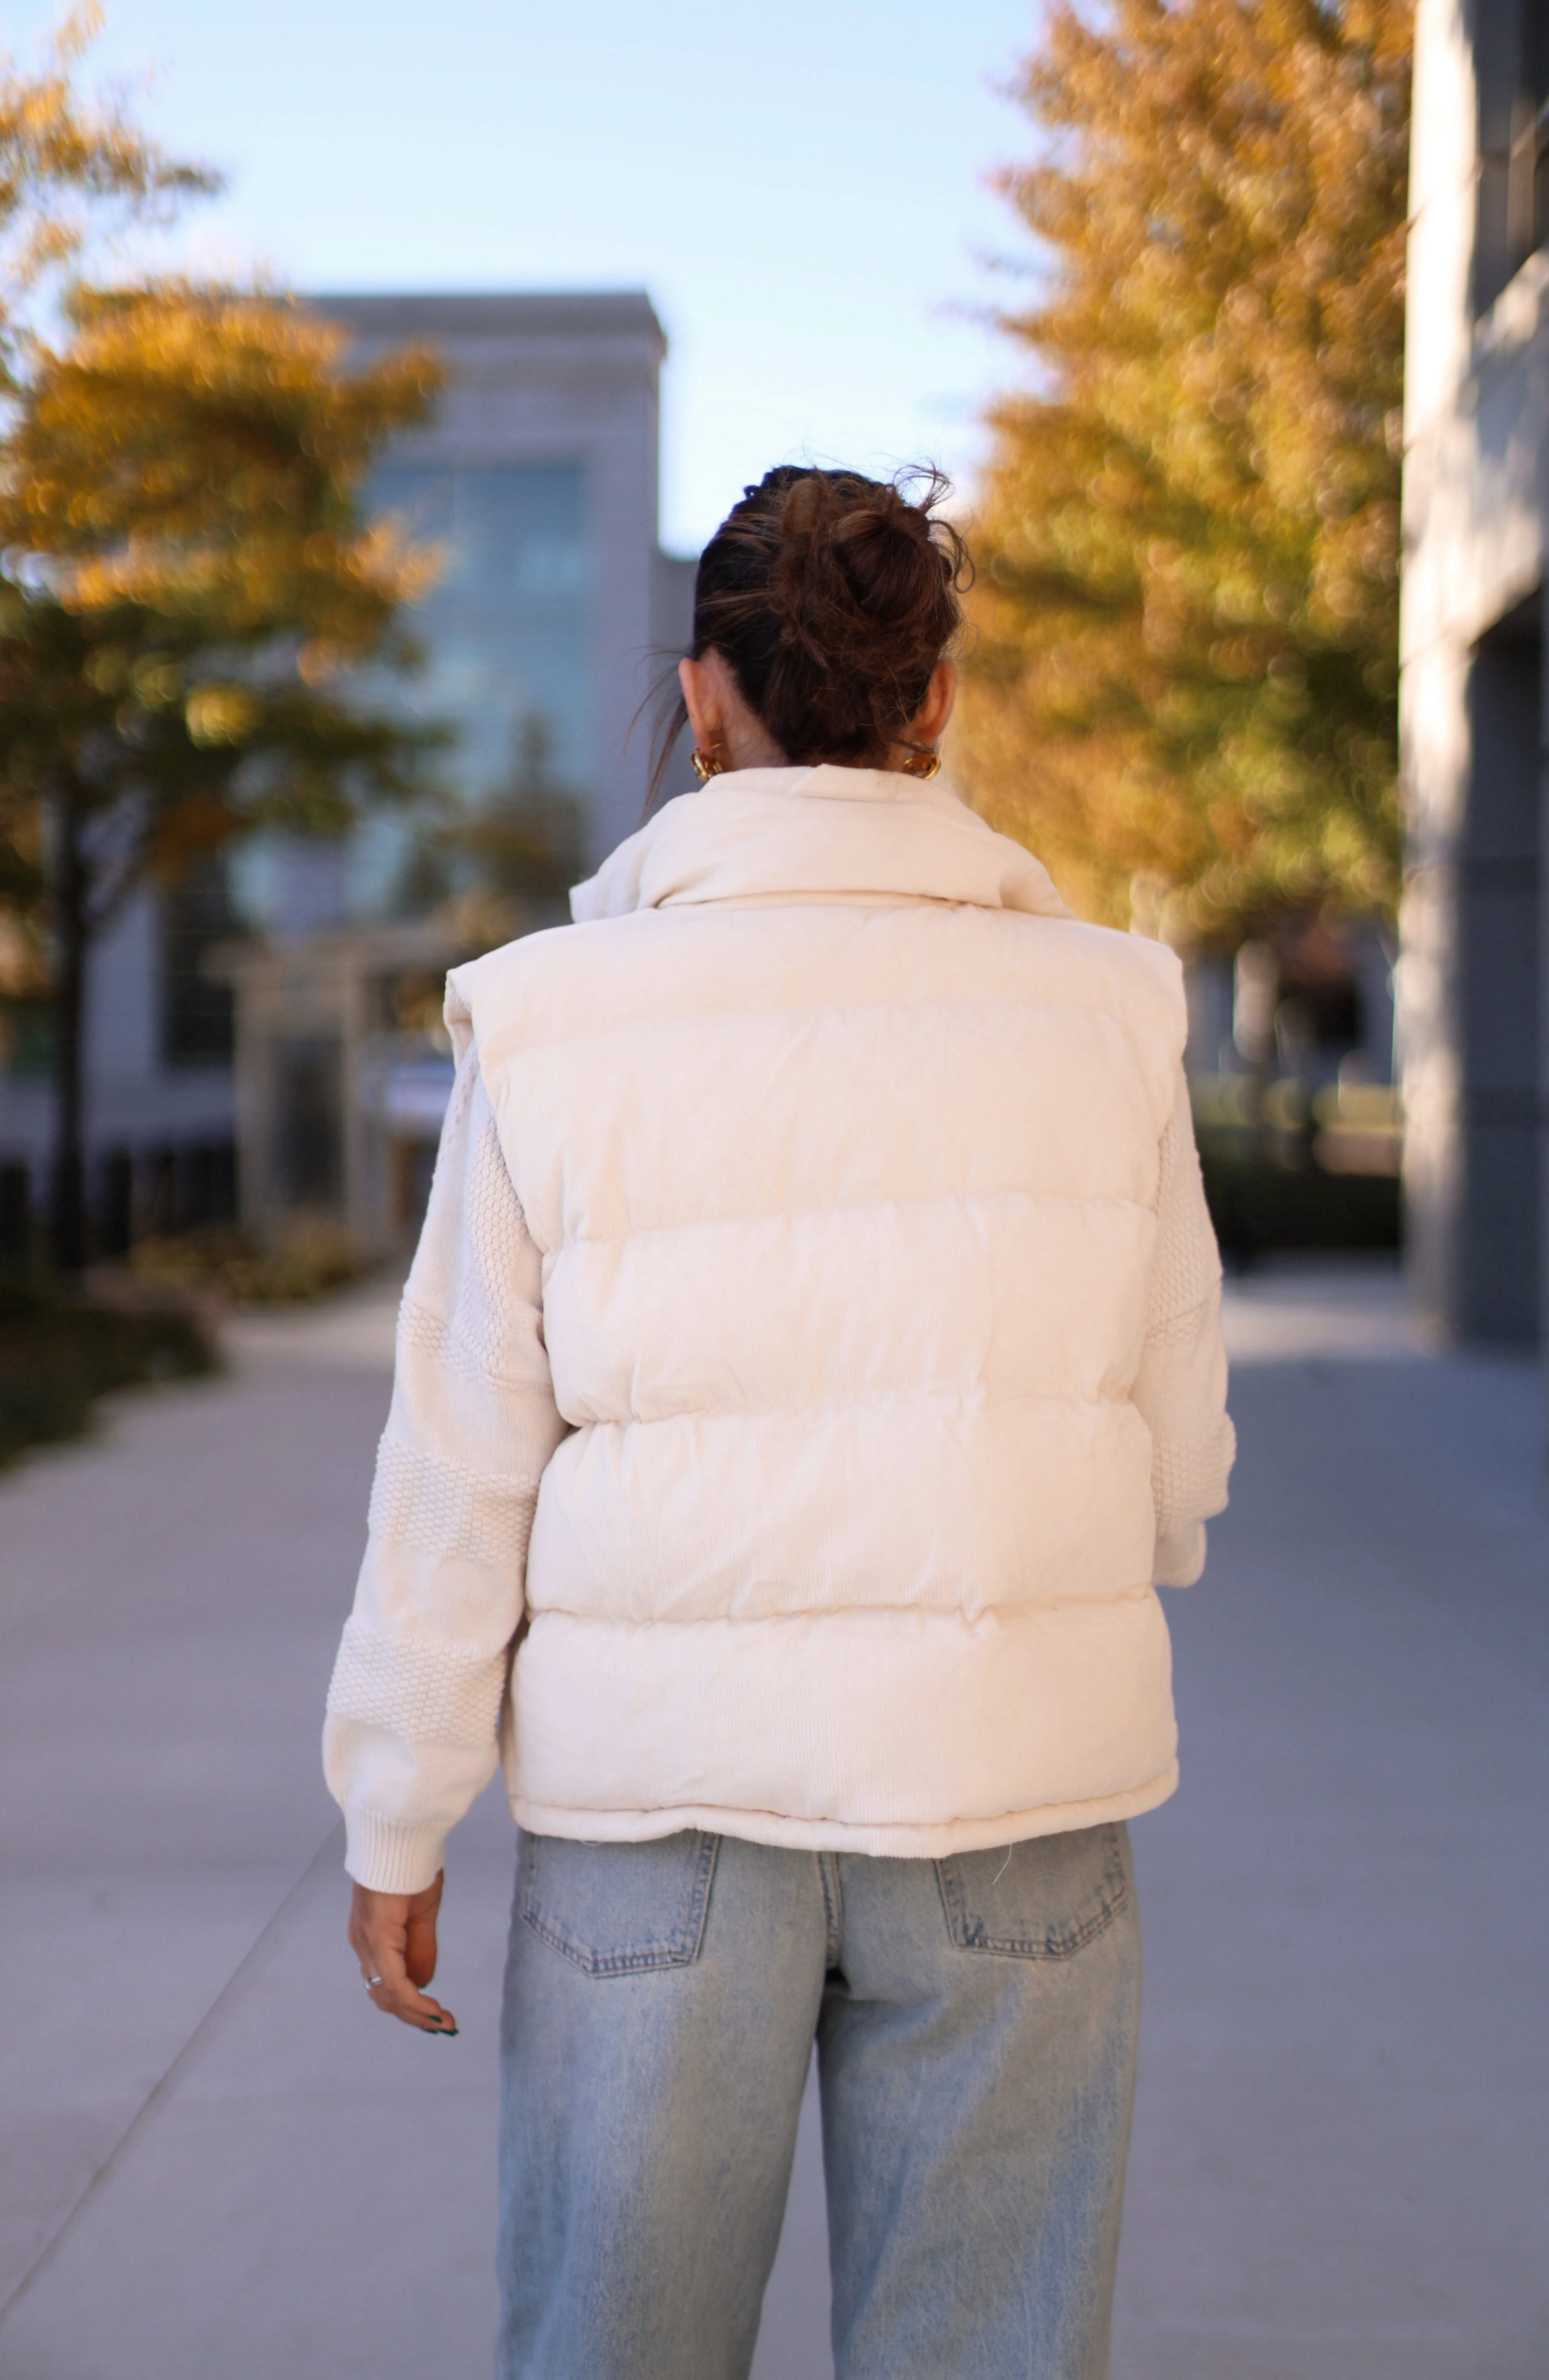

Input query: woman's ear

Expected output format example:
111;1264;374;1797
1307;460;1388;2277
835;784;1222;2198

679;657;721;756
678;648;789;771
912;661;957;747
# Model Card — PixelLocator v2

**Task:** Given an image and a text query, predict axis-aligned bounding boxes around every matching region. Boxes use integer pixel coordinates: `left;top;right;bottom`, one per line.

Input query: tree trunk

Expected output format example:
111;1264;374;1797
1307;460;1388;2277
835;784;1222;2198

50;784;89;1274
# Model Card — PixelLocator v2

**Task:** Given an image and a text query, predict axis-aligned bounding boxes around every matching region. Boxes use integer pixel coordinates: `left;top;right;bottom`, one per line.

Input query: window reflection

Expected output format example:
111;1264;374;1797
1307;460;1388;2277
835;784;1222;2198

231;462;592;934
370;462;590;798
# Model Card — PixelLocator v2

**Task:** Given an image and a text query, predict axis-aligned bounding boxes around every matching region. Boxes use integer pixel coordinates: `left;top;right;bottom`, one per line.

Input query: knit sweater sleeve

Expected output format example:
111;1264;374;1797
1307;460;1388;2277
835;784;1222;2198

1132;1069;1236;1588
322;1041;569;1893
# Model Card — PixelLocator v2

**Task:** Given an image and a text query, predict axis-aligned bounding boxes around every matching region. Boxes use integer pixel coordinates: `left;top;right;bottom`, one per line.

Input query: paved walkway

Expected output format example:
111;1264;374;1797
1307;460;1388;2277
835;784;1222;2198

1;1261;1545;2379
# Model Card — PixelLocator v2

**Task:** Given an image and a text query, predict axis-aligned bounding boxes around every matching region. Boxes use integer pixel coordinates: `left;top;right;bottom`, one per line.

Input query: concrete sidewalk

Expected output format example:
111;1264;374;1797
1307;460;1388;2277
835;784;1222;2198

0;1261;1545;2378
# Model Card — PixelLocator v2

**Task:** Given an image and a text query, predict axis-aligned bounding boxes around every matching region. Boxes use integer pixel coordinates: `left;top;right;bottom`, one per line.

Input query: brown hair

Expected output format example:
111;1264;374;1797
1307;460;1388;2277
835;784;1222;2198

649;464;972;801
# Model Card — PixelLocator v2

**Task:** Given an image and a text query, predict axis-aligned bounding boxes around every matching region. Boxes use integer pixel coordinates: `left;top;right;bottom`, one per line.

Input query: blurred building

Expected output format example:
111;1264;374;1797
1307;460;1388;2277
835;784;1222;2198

1401;0;1548;1347
311;290;694;878
0;291;696;1257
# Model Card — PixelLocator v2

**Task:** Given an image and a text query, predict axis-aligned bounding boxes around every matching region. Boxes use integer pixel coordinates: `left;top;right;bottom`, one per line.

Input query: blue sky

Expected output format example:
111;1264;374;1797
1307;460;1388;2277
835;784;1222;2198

7;0;1044;551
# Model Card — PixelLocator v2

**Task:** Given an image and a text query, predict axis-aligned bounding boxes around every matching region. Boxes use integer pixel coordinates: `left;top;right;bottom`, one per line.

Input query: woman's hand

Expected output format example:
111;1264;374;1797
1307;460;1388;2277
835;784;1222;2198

348;1872;458;2034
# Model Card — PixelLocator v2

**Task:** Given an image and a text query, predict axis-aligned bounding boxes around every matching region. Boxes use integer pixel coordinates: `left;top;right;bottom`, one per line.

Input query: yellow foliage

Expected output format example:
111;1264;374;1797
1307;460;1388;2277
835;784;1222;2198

0;14;449;1266
959;0;1411;942
3;281;443;657
184;682;259;746
0;5;218;374
0;277;447;1082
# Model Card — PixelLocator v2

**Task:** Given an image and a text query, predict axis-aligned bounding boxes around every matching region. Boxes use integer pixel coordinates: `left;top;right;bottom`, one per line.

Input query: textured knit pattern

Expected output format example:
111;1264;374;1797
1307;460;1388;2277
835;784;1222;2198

1148;1079;1221;1323
328;1614;508;1748
323;1062;569;1887
324;767;1235;1892
1132;1074;1236;1572
367;1441;537;1569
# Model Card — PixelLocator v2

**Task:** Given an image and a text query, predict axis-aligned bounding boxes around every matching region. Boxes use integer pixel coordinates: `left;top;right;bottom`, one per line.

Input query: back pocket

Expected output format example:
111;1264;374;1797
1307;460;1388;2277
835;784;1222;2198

519;1830;720;1977
935;1824;1130;1960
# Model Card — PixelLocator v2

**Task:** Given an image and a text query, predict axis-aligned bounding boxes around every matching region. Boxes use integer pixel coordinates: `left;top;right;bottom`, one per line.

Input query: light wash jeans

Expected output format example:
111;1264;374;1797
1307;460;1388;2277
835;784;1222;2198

497;1823;1140;2380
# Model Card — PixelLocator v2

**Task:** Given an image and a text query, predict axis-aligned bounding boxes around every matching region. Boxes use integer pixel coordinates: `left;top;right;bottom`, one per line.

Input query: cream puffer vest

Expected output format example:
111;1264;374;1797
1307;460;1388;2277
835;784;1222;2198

451;767;1201;1854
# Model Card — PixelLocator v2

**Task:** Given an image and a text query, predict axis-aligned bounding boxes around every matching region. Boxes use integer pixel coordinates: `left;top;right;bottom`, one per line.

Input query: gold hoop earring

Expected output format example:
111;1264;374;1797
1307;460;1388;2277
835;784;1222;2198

899;742;942;780
691;746;725;785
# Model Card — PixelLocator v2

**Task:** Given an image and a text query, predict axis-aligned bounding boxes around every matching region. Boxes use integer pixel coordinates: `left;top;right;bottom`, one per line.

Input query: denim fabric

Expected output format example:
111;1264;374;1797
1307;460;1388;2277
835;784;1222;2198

497;1825;1140;2380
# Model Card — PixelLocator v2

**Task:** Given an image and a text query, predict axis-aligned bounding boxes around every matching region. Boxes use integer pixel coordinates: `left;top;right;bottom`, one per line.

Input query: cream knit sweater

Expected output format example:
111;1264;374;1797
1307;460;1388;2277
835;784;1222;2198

325;769;1235;1893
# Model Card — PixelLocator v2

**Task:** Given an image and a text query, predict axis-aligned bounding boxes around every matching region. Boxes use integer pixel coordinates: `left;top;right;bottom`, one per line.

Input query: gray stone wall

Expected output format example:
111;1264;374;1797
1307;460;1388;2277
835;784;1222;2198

1400;0;1548;1345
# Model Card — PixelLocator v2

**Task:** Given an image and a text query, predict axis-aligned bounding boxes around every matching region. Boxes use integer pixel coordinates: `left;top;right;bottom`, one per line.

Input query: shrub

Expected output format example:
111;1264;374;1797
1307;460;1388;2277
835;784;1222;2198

1199;1143;1400;1266
128;1220;367;1306
0;1270;214;1468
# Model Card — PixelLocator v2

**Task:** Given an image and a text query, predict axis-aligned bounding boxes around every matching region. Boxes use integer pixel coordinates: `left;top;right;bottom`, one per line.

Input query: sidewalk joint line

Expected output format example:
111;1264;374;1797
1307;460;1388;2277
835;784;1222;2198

0;1821;346;2331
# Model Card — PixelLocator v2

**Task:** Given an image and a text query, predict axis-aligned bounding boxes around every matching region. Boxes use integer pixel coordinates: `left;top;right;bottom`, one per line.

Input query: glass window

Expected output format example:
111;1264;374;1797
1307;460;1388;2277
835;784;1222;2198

230;463;591;932
346;461;591;918
162;854;237;1067
1475;0;1549;313
369;461;590;792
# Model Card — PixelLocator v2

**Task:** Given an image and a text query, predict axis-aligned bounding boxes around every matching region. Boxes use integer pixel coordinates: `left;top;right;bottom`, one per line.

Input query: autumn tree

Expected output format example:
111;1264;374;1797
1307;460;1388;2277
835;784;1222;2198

0;4;217;965
0;2;218;383
0;279;445;1266
427;713;587;946
958;0;1412;940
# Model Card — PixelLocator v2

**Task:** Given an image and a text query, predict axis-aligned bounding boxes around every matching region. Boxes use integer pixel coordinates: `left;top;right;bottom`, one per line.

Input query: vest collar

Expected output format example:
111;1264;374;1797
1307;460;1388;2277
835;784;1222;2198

570;766;1072;923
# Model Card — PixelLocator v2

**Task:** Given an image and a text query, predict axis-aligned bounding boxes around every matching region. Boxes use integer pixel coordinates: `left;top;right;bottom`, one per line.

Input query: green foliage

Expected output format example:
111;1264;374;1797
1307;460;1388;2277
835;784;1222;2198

450;719;585;902
1198;1146;1400;1261
959;0;1412;939
0;1265;214;1467
386;711;587;955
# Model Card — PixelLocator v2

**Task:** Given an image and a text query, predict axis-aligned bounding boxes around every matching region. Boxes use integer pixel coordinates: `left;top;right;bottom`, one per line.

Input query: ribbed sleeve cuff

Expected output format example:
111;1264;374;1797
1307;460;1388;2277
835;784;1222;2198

343;1811;447;1895
1154;1520;1207;1587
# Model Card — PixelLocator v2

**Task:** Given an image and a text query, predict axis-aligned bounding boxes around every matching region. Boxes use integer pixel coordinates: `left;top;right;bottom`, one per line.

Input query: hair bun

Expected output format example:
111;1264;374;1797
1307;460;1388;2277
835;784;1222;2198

677;464;971;774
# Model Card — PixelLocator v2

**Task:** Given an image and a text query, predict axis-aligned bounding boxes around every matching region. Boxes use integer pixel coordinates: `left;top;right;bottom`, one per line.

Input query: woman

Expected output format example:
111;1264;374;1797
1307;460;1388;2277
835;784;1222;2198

325;465;1234;2380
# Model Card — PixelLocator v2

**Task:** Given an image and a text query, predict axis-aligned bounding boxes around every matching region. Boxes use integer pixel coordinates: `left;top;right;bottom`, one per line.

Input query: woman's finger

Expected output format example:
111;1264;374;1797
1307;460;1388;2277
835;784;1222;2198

361;1927;457;2032
350;1881;458;2034
404;1896;441;1988
365;1965;457;2032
